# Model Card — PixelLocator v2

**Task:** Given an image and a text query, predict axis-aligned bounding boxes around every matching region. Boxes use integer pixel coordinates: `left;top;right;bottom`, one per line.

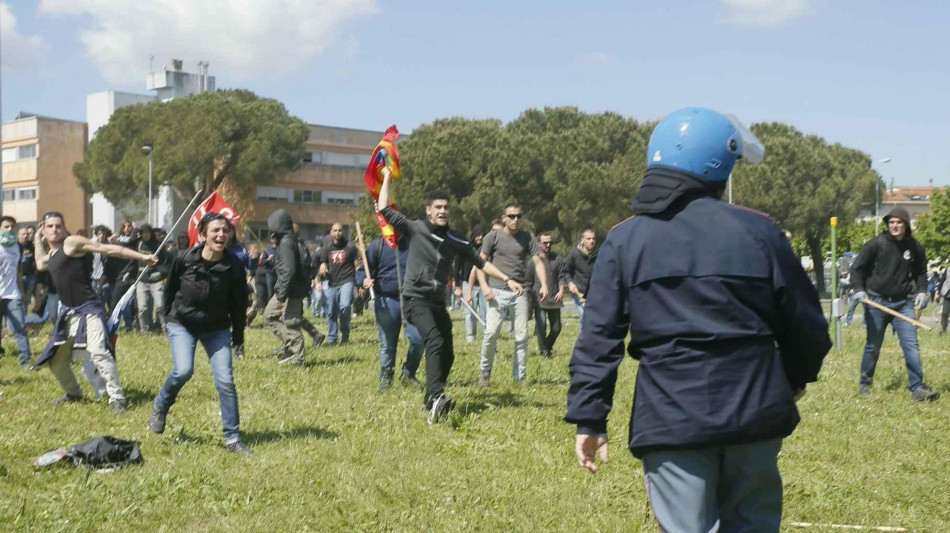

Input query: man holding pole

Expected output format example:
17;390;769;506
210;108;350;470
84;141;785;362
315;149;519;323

318;223;359;345
850;206;939;401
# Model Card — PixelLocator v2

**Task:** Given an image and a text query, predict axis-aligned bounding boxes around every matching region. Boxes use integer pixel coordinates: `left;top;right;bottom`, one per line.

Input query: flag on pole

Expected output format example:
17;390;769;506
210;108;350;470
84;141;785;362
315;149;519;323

364;125;401;249
187;191;241;246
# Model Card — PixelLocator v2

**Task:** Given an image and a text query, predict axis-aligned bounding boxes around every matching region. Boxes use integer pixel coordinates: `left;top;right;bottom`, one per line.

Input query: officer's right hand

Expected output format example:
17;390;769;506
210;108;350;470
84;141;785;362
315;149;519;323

575;433;609;474
853;290;868;303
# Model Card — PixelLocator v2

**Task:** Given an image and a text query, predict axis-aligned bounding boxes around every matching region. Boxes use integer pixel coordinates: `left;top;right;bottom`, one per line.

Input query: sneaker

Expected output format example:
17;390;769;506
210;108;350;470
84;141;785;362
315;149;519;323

379;378;393;393
310;331;327;348
911;386;940;402
234;344;244;360
427;395;453;425
50;393;82;404
111;400;128;415
274;346;287;357
278;353;304;366
859;383;871;396
477;372;491;388
466;336;476;344
540;350;552;358
148;408;167;434
225;441;252;455
402;375;423;390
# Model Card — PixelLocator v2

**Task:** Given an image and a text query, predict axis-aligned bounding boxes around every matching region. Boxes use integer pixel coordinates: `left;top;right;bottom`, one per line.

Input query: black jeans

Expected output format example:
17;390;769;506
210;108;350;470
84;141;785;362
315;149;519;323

404;298;454;407
534;307;562;353
941;298;950;332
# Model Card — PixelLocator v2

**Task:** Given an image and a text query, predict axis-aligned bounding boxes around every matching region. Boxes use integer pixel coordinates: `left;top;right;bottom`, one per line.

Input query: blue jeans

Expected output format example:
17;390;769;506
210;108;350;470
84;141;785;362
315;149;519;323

860;299;925;391
26;292;59;325
1;298;31;364
462;282;486;341
155;322;241;444
324;281;354;344
374;295;424;380
572;293;585;324
310;286;327;318
845;292;861;324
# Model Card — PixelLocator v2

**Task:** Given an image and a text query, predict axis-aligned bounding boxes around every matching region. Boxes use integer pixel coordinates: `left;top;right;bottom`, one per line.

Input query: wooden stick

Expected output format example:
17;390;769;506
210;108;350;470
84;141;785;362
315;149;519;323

863;299;933;330
354;222;375;300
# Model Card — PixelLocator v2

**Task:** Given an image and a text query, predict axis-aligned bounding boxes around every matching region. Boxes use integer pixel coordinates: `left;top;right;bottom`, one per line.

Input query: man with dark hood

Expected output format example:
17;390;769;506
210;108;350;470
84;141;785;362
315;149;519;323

264;209;312;366
850;206;939;401
566;108;831;531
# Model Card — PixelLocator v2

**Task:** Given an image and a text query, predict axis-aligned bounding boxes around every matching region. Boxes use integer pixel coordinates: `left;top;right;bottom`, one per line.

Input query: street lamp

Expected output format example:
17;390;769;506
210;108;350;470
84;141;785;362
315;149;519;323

143;145;153;226
875;157;891;234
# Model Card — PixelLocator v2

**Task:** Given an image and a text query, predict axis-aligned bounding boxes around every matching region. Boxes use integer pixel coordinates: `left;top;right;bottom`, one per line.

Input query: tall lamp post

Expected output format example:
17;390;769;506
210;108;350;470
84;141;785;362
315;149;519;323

875;157;891;234
143;145;153;226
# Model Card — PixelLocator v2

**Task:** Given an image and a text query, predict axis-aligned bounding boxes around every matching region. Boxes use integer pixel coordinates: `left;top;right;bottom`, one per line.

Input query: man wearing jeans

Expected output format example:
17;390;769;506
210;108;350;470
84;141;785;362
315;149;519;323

318;223;359;345
850;206;940;401
0;216;32;367
359;236;424;392
454;226;485;343
476;204;548;386
565;229;597;324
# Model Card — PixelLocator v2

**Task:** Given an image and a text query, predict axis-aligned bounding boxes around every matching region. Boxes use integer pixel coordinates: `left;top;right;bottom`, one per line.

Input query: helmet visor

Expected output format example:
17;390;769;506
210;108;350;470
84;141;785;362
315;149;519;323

724;114;764;164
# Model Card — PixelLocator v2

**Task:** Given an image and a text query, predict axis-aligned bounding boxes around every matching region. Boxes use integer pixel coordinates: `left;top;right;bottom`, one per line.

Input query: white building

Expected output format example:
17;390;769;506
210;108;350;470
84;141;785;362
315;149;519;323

87;61;215;231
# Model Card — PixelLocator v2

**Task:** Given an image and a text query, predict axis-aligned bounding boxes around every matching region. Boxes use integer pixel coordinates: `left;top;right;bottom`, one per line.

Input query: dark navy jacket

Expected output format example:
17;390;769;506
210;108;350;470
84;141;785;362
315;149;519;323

565;172;830;458
356;237;410;298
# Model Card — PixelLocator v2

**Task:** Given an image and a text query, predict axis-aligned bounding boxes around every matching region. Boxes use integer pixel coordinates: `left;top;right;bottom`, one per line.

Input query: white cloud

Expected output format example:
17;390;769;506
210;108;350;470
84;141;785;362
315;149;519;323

719;0;815;26
1;2;49;71
577;52;615;67
38;0;377;84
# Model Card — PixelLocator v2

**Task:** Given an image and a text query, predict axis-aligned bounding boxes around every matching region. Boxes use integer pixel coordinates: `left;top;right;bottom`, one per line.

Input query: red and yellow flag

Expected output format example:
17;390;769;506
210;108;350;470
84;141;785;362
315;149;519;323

364;125;401;248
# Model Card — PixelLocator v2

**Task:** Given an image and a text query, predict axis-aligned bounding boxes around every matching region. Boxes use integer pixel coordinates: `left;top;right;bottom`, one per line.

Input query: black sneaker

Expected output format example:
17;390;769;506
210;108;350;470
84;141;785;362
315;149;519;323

379;378;393;393
278;353;304;366
225;441;252;455
859;383;871;396
310;331;327;348
427;394;453;425
50;393;82;405
402;375;423;390
148;408;167;434
911;386;940;402
111;400;128;415
234;344;244;360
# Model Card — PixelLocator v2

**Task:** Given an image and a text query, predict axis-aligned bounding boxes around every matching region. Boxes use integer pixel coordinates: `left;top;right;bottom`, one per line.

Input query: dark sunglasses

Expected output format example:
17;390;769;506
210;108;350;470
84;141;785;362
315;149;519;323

540;241;553;246
506;214;522;219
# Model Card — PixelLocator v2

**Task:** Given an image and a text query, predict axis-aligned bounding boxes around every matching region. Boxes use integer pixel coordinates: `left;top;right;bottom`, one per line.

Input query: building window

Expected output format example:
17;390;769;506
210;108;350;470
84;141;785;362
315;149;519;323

323;191;361;206
1;190;14;202
1;144;38;162
16;188;36;200
292;189;321;204
309;150;371;168
302;151;313;163
256;186;290;202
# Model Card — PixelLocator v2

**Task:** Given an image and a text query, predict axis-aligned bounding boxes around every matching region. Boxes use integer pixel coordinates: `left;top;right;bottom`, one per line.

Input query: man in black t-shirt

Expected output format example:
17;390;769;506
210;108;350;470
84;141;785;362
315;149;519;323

317;223;359;345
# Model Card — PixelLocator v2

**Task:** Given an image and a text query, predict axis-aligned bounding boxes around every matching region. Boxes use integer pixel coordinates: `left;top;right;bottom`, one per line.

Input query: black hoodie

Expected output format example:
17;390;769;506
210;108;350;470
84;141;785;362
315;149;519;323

267;209;310;301
850;206;927;300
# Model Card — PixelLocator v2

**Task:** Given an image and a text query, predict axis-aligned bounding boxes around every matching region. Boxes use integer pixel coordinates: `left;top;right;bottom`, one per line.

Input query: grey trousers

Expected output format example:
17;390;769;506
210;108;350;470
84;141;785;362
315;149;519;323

642;438;783;533
47;314;125;404
264;295;305;363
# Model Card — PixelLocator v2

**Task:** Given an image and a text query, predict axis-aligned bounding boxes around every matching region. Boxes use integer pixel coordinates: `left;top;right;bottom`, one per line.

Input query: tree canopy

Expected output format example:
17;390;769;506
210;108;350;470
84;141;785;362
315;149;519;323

74;89;310;209
912;189;950;264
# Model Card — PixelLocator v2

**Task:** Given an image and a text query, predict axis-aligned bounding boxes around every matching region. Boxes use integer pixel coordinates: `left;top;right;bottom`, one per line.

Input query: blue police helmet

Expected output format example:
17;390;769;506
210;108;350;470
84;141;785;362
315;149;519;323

647;107;764;183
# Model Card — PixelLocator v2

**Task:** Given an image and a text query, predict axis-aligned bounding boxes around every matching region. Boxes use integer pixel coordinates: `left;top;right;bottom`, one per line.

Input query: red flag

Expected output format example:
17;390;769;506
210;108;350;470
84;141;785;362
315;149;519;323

364;125;401;248
187;191;241;246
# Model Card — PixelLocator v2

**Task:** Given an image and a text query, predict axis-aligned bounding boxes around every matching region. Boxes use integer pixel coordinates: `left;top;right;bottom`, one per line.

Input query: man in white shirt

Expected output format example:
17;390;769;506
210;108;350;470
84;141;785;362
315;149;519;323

0;216;32;367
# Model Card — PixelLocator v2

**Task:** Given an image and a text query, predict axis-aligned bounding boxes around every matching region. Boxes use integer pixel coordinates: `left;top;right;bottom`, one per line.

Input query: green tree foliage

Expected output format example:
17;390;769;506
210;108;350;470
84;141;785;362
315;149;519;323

731;123;880;292
359;107;652;251
912;189;950;262
74;90;310;206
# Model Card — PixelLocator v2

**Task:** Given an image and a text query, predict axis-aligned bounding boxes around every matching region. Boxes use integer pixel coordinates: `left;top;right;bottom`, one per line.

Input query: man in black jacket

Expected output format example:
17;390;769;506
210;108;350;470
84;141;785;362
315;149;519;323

377;168;521;424
564;229;597;324
850;206;939;401
264;209;312;366
566;108;830;532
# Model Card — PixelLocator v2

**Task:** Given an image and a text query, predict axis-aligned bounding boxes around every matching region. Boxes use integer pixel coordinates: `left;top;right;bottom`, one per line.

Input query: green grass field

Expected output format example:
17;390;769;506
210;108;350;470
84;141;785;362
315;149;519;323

1;307;949;532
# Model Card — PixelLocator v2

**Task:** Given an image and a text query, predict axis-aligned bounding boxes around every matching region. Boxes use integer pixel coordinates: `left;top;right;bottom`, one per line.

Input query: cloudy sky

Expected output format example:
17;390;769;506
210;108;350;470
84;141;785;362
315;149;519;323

2;0;948;186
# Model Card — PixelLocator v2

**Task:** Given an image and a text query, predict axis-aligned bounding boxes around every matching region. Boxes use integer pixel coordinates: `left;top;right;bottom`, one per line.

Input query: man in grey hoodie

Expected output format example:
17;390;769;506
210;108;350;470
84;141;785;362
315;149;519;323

264;209;312;366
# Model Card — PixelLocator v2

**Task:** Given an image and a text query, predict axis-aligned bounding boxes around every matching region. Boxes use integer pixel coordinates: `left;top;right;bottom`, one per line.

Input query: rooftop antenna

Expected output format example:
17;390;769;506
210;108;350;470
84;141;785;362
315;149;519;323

149;54;154;72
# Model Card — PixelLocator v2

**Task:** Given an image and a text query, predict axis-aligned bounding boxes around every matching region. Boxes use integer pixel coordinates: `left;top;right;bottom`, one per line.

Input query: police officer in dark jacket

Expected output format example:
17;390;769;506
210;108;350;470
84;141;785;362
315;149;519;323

850;206;939;401
566;108;831;532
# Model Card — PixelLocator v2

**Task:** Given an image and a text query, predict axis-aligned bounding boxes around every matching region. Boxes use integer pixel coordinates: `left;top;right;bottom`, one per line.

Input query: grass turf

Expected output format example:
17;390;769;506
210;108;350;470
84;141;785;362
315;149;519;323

0;308;948;531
